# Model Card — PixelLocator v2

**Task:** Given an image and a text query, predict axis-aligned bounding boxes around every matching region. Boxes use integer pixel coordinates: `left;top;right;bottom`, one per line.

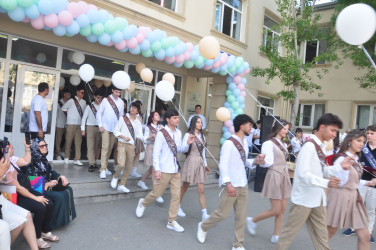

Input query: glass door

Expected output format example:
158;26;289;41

127;84;152;124
6;65;59;161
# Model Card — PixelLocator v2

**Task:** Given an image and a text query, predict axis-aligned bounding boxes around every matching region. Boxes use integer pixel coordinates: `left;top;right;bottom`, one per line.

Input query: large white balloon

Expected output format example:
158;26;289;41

36;53;46;64
70;75;81;86
72;51;85;64
336;3;376;46
79;64;95;82
155;80;175;101
59;77;65;88
112;71;131;89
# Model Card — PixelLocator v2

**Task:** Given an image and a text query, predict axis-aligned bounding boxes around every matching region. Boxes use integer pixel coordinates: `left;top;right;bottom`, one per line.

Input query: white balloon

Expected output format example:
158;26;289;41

79;64;95;82
67;51;74;62
155;80;175;101
111;71;131;89
336;3;376;46
59;77;65;88
72;51;85;64
36;53;46;63
70;75;81;86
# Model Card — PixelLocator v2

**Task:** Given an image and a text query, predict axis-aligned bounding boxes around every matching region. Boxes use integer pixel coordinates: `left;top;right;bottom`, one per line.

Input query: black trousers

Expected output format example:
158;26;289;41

17;191;54;238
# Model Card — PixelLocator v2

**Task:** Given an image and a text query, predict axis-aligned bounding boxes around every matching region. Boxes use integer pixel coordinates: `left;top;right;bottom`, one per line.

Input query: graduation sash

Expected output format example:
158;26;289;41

160;128;181;170
122;115;135;142
228;137;246;167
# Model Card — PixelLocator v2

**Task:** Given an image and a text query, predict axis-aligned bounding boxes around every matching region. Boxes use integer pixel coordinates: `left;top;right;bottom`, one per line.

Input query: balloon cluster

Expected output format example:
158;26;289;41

0;0;250;75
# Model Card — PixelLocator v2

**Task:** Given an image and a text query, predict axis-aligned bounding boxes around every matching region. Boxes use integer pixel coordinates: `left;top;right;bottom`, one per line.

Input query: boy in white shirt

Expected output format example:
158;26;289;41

54;88;70;160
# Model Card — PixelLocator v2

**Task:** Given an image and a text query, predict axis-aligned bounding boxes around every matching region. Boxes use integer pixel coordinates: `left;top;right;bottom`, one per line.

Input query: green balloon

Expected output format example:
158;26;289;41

235;108;243;115
32;0;39;3
2;0;17;10
104;20;116;34
228;66;236;75
65;32;74;37
219;70;227;76
226;90;232;96
234;60;242;69
80;26;91;37
161;38;169;49
195;56;204;67
151;41;161;52
227;95;235;103
183;60;194;69
91;23;104;36
142;49;153;57
17;0;33;7
220;137;226;146
114;17;128;31
231;101;239;110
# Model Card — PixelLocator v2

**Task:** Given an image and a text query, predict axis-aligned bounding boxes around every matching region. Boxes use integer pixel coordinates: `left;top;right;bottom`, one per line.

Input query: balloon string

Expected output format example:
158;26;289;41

362;46;376;70
84;82;92;103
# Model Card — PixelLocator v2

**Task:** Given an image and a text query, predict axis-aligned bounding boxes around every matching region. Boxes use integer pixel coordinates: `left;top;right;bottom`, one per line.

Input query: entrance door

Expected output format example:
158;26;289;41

128;84;153;124
5;65;59;161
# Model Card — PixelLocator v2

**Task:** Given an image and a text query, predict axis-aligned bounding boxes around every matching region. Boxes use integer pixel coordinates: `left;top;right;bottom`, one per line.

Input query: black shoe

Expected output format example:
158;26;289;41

88;165;96;172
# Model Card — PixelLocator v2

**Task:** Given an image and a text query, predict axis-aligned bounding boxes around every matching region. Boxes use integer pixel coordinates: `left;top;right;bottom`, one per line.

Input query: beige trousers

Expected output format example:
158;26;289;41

54;127;65;157
201;186;248;249
100;129;116;172
86;126;101;165
114;142;135;186
65;124;82;161
142;172;181;222
276;204;329;250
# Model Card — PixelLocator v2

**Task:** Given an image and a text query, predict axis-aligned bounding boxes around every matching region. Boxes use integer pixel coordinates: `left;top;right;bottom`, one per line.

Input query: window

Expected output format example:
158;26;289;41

257;96;274;120
215;0;242;40
304;28;329;64
148;0;177;11
262;16;280;52
355;105;376;129
297;103;325;128
0;33;7;58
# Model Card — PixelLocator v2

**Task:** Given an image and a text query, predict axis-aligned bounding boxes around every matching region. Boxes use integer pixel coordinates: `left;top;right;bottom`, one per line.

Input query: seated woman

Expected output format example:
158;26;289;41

26;139;76;230
0;138;56;248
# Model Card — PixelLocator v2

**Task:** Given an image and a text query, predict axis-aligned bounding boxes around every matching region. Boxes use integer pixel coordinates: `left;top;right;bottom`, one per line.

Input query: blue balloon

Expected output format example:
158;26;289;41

53;25;66;36
25;4;39;19
140;39;150;51
123;24;137;40
211;67;219;73
38;0;54;15
223;132;232;140
224;101;231;108
196;62;204;69
98;9;110;23
146;31;158;43
0;6;6;13
241;78;247;84
227;56;235;68
76;14;90;28
220;137;227;146
237;67;244;74
229;83;236;90
189;50;199;61
86;34;98;43
204;59;213;66
129;45;141;55
98;33;111;45
53;0;69;13
111;30;123;43
228;107;234;115
8;7;25;22
222;126;229;133
219;65;228;72
231;114;237;120
44;26;52;31
173;62;183;68
226;76;232;84
87;9;99;24
154;49;165;60
240;104;245;109
237;96;245;104
233;89;241;97
67;21;80;35
165;47;175;58
119;47;128;53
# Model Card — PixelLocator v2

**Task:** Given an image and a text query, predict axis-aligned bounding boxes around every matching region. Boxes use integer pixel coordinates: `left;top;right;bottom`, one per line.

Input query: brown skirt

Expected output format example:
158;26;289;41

135;138;145;154
181;155;207;184
144;143;153;166
261;169;291;200
326;188;369;229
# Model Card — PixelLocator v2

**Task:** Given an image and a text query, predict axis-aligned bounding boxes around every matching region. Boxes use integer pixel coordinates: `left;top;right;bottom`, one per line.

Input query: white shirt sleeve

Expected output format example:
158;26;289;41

219;141;232;184
113;118;123;138
81;106;90;131
61;99;71;112
260;141;274;168
135;121;144;142
153;131;163;171
332;156;350;187
96;99;106;127
177;131;189;153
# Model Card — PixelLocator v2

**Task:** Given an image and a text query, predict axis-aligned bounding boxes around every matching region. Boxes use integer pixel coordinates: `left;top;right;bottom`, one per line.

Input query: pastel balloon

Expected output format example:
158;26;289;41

233;75;242;84
59;76;65;88
38;0;53;15
67;20;79;35
223;131;232;140
112;71;131;89
241;91;246;97
224;119;233;128
165;56;175;64
53;25;66;36
58;10;73;26
31;15;44;29
103;81;111;87
136;63;146;74
79;64;95;82
237;84;244;91
216;107;231;122
115;40;127;50
199;36;220;60
162;73;175;85
126;37;138;49
128;82;136;93
140;39;151;51
76;14;90;28
111;30;123;43
80;26;91;36
44;13;58;28
67;2;80;18
72;51;85;64
70;75;81;86
142;49;153;57
98;33;111;45
220;137;227;146
17;0;33;8
8;6;25;22
155;80;175;101
129;46;141;55
87;9;99;24
36;53;46;63
140;68;153;82
229;126;235;134
94;79;103;88
25;4;39;19
183;60;194;69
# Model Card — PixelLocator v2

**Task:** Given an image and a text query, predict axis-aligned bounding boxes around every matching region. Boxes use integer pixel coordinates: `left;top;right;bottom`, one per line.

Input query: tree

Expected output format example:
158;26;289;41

251;0;340;126
331;0;376;89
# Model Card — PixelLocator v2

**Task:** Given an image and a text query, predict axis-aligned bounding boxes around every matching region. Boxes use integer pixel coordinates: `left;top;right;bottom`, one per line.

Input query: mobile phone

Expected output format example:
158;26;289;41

3;137;9;158
25;132;31;145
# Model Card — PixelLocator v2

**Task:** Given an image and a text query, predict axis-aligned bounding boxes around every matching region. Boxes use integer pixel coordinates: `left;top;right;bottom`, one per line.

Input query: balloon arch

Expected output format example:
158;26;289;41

0;0;250;145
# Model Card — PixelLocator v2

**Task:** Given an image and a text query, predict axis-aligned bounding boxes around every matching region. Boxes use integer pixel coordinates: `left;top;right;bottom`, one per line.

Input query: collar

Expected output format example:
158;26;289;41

60;98;66;103
345;151;359;161
150;123;158;128
165;125;177;134
232;135;245;147
311;134;324;147
126;113;137;121
75;96;81;101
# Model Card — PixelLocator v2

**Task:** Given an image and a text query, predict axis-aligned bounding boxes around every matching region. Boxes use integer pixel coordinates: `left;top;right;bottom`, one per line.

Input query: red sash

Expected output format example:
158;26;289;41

306;139;326;170
107;96;120;119
89;103;97;118
148;125;158;135
73;98;83;118
160;128;181;170
122;115;135;141
228;137;246;167
270;138;288;161
187;132;205;160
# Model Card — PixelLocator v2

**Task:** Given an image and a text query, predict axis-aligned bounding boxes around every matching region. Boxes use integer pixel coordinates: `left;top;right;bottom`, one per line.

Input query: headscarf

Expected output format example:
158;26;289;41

26;138;53;182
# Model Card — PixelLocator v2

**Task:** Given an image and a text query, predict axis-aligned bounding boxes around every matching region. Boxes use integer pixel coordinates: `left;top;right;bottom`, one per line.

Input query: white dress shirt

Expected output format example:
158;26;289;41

80;102;100;131
219;135;255;187
259;138;288;169
153;126;189;173
187;114;207;130
333;151;368;187
291;137;303;154
245;128;255;148
144;123;161;145
61;96;86;125
291;134;344;208
29;95;48;132
182;132;208;166
96;94;124;132
56;98;67;128
113;113;144;145
253;128;261;145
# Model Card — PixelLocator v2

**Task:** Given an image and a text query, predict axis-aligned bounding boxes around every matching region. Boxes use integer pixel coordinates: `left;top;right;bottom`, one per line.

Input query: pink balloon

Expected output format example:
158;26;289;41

126;37;138;49
44;13;58;28
31;15;44;30
186;42;193;52
224;120;233;128
175;54;185;64
138;26;151;36
244;68;250;74
22;17;30;23
229;126;235;134
77;1;88;15
219;53;228;65
107;41;114;47
115;40;127;50
67;2;80;18
237;84;244;91
58;10;73;26
183;51;190;61
136;32;145;43
212;61;220;69
241;91;246;97
165;56;175;64
204;65;211;70
233;75;242;84
87;4;97;11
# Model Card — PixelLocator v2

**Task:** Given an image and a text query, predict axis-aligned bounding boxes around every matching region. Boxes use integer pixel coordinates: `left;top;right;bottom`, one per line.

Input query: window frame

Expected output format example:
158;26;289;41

215;0;243;40
256;95;275;120
303;28;329;65
355;104;376;129
262;16;281;53
148;0;178;12
298;103;325;128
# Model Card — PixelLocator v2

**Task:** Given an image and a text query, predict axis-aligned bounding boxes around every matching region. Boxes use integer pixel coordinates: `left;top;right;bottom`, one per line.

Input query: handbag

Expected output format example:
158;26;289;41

287;154;297;171
29;176;45;194
51;178;69;191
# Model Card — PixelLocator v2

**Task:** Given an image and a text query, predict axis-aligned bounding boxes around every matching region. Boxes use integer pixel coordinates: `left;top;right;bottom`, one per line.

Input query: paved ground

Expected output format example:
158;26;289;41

13;184;373;250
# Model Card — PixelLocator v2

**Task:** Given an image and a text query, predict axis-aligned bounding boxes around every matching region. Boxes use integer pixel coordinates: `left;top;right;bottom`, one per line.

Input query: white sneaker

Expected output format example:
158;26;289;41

105;168;112;175
136;198;145;217
64;158;69;164
197;222;207;243
156;196;164;203
232;247;245;250
56;156;62;160
60;152;65;158
246;217;257;235
74;160;83;166
99;171;106;179
117;185;130;193
137;180;148;190
167;220;184;233
110;178;118;189
178;206;186;217
202;213;210;222
130;168;142;178
271;235;279;244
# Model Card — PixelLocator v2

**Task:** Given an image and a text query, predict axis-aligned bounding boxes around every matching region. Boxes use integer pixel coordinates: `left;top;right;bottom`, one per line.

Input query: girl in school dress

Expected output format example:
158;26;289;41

327;129;374;250
178;116;210;222
247;119;292;244
137;111;164;203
